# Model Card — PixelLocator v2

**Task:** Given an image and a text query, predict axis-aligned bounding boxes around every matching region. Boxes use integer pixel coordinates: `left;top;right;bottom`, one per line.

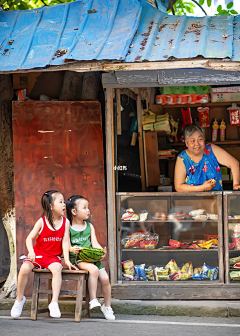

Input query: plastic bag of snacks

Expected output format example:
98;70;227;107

122;273;135;281
139;230;159;249
154;267;170;281
122;227;159;249
122;259;135;276
170;262;193;281
135;264;148;281
145;266;155;281
121;231;147;248
191;263;218;281
165;259;180;274
200;263;219;281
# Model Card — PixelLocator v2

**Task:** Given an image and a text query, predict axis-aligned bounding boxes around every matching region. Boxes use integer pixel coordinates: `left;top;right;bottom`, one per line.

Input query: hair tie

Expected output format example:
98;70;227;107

45;193;48;195
69;198;72;201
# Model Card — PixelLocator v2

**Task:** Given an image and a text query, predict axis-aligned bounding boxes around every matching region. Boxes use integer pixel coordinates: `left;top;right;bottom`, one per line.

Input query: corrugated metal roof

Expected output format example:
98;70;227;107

126;0;240;62
0;0;239;72
0;0;142;71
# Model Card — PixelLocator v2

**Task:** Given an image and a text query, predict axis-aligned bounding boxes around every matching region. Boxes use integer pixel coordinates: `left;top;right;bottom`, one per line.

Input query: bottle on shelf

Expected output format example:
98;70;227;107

212;119;219;142
220;119;226;141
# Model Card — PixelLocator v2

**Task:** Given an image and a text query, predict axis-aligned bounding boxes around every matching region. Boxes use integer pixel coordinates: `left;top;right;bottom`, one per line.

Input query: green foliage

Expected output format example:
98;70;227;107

1;0;74;10
167;0;238;16
215;2;238;15
167;0;196;15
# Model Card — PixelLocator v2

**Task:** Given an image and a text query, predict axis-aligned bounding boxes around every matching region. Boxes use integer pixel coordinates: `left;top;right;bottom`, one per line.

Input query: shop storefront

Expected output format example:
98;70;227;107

103;70;240;299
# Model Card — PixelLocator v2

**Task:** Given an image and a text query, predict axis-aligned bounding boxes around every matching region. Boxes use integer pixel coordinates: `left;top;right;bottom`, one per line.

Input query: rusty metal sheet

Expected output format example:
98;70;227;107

12;101;107;296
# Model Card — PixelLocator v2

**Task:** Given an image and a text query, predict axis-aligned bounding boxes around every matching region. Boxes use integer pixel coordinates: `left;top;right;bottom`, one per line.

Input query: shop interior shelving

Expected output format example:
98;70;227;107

117;192;224;284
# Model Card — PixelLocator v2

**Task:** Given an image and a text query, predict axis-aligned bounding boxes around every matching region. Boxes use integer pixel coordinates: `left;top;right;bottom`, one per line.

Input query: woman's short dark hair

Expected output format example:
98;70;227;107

184;125;204;141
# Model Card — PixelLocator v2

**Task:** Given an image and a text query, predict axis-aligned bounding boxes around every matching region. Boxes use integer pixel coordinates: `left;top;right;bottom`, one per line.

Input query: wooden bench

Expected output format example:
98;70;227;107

31;269;89;322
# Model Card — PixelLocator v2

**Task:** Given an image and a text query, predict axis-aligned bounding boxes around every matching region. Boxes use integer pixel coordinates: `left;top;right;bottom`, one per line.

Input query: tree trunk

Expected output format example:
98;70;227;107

0;75;15;298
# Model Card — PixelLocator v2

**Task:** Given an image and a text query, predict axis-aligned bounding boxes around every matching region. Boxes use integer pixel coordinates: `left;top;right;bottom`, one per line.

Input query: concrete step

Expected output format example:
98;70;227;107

1;299;240;318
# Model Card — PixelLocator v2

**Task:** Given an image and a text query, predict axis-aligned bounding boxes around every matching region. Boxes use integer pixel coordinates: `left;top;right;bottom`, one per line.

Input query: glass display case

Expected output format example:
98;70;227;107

117;192;224;285
223;191;240;284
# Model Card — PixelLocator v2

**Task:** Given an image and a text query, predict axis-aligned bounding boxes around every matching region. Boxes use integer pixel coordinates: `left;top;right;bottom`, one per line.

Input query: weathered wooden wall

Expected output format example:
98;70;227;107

12;101;107;296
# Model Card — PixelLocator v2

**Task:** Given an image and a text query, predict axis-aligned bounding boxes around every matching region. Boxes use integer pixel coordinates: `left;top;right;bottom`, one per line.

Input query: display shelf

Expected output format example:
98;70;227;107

158;102;240;109
122;249;218;252
121;219;218;223
228;219;240;223
117;192;224;290
168;140;240;147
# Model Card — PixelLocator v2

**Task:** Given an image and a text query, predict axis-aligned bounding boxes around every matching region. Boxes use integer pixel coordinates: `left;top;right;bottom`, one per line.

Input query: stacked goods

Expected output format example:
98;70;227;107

121;259;218;282
142;113;171;133
121;208;148;221
142;113;178;137
78;247;104;262
121;230;159;249
153;208;217;221
229;256;240;280
158;149;178;160
156;86;210;105
164;237;218;250
156;94;209;105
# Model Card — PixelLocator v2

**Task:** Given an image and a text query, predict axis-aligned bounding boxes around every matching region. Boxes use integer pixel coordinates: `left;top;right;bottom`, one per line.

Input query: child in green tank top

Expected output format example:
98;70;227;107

66;195;115;321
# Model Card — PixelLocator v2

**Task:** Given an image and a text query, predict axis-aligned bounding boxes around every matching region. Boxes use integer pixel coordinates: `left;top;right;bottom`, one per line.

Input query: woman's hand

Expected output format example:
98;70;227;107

100;247;107;261
65;260;78;270
202;179;216;191
27;251;36;262
71;245;83;255
233;184;240;190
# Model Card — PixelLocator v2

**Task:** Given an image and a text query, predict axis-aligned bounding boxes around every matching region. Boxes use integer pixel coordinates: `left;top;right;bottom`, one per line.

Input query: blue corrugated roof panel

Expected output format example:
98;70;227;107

0;0;142;71
0;0;239;72
126;0;238;62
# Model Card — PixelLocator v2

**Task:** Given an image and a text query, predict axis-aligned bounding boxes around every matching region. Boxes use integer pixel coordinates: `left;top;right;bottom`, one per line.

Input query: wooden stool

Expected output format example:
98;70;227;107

31;269;89;322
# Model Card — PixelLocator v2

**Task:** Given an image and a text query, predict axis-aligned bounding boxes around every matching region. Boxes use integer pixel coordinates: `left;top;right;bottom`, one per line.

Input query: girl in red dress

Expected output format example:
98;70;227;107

11;190;76;319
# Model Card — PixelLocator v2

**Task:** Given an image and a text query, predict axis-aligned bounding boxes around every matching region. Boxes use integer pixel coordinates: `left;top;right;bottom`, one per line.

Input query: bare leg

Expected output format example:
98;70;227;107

77;262;99;302
98;269;111;307
17;262;34;302
48;263;62;302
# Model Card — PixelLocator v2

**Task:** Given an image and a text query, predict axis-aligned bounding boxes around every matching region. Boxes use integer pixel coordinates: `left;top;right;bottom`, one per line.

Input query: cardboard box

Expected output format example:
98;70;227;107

13;72;41;96
211;92;240;102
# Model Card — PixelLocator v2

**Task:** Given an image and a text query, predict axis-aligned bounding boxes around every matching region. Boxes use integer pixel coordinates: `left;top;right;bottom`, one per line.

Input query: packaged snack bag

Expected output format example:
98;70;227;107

122;273;134;281
145;266;155;281
165;259;179;274
122;259;135;276
135;264;147;281
169;239;181;248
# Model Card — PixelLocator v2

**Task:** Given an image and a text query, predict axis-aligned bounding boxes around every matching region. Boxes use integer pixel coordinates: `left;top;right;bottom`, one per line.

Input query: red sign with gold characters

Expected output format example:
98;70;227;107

197;107;210;128
229;108;240;126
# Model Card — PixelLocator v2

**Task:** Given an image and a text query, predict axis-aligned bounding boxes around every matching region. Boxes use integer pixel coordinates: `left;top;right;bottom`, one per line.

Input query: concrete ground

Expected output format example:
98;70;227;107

0;314;240;336
1;298;240;318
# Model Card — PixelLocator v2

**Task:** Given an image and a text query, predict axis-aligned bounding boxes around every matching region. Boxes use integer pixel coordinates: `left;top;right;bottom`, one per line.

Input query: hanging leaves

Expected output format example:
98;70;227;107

207;0;212;7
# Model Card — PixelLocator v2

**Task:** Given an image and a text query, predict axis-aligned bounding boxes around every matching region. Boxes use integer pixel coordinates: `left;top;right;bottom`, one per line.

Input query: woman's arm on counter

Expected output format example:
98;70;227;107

211;144;240;190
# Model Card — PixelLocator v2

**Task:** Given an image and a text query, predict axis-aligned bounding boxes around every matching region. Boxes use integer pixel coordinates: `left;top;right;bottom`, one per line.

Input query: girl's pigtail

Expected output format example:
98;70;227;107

66;198;73;225
41;190;59;230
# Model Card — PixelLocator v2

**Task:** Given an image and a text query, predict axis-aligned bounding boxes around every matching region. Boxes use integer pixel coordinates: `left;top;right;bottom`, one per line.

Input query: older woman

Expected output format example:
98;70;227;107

174;125;240;192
